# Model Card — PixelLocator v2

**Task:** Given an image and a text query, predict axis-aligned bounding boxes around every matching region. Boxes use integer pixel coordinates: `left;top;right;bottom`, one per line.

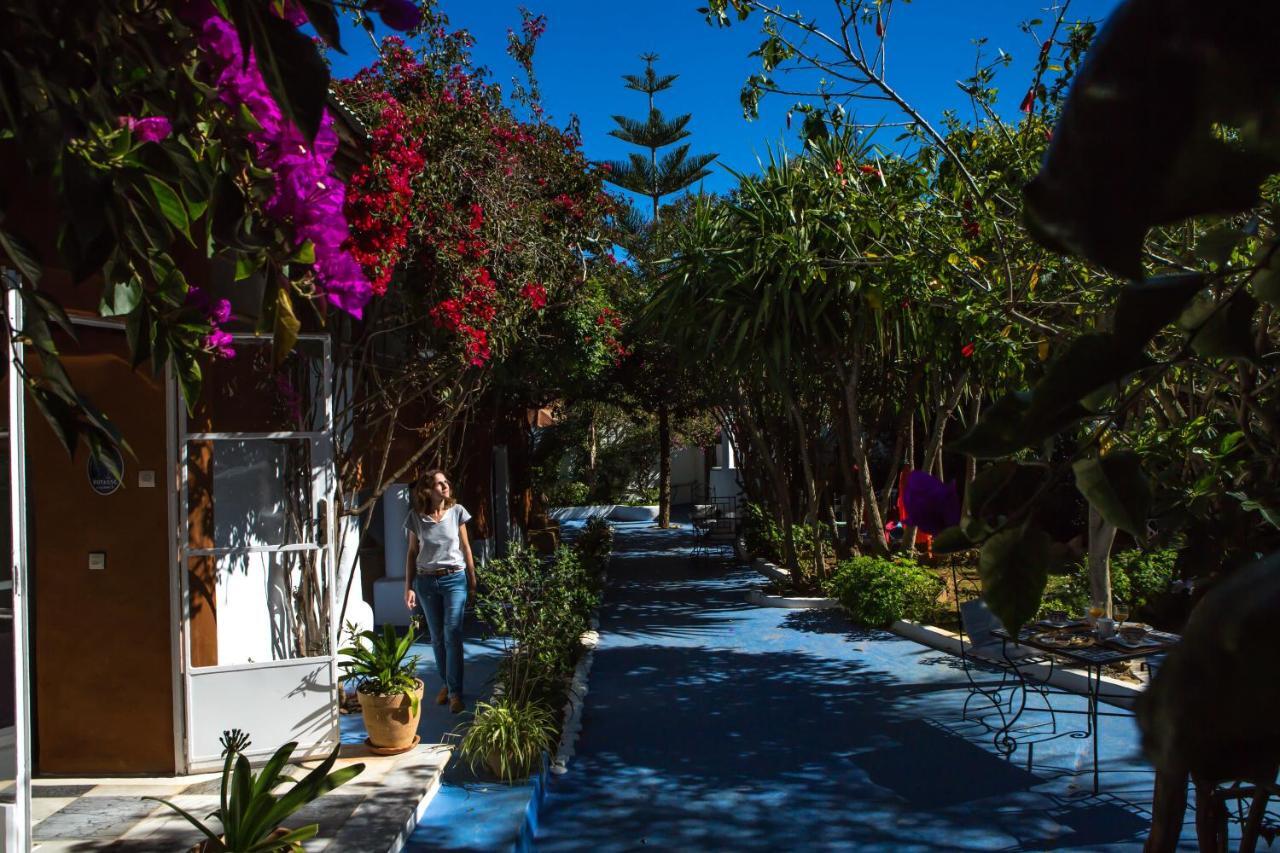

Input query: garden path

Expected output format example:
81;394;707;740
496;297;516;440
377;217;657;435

533;521;1199;851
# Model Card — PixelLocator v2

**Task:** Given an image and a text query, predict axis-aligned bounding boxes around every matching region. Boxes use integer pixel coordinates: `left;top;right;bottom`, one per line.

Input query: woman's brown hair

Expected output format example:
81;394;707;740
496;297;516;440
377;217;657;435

412;468;456;514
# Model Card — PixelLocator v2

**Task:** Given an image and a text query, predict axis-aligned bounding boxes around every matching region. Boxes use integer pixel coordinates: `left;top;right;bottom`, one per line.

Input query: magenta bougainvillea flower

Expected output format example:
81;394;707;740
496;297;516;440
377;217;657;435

185;1;373;318
902;470;960;535
118;115;172;142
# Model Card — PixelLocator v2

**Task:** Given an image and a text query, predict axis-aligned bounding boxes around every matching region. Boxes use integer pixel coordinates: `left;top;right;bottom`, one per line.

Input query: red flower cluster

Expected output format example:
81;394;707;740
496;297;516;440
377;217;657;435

430;267;499;366
594;307;629;365
553;192;584;221
344;94;426;294
520;281;548;310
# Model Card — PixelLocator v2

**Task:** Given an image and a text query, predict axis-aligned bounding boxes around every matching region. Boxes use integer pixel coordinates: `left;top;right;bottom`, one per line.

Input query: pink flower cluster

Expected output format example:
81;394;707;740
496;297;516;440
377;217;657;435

186;286;235;359
118;115;172;143
185;2;373;318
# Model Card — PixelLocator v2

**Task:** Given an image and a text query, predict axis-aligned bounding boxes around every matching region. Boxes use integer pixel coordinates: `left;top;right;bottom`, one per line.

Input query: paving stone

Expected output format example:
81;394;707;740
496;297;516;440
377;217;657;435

30;797;75;824
32;797;162;840
33;786;95;799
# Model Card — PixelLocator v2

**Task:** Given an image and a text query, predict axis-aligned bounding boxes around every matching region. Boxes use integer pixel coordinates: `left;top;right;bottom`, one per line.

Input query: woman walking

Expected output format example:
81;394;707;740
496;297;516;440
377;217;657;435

404;468;477;713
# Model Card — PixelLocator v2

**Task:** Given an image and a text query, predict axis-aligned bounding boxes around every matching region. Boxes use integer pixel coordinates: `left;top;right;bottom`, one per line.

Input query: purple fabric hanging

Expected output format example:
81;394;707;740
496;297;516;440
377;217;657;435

902;470;961;534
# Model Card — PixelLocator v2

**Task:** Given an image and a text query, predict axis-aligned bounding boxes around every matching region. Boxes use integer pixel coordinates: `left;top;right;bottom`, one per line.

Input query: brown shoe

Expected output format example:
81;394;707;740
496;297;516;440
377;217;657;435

449;695;464;714
435;686;449;706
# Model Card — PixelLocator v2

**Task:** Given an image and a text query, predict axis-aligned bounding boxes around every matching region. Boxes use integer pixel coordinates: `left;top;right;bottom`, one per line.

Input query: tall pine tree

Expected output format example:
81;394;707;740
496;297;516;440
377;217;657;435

603;54;715;528
604;54;716;223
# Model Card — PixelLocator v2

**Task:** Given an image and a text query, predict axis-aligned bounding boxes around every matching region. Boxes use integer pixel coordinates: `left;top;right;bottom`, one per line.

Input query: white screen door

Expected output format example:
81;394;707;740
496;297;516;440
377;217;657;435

177;335;338;771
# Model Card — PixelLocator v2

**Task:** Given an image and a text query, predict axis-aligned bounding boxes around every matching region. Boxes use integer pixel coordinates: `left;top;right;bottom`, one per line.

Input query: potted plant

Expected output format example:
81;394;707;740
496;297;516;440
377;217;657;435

339;624;425;752
459;697;556;782
146;731;363;852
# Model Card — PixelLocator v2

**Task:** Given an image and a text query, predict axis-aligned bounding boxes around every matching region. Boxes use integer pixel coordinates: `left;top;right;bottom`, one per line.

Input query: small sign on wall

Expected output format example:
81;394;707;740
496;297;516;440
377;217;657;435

87;446;124;496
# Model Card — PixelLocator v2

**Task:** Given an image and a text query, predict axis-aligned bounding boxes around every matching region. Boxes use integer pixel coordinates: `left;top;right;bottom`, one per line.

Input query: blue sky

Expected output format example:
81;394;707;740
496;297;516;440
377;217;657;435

328;1;1122;201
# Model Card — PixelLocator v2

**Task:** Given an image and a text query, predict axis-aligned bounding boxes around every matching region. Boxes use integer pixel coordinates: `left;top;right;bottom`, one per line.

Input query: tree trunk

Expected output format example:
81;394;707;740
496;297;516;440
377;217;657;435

658;403;672;528
903;371;968;553
965;396;980;486
588;409;597;483
738;394;797;568
784;392;823;583
1087;505;1117;616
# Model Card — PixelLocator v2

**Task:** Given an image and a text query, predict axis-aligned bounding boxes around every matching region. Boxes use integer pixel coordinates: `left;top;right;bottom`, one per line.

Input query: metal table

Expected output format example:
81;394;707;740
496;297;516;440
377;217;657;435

992;622;1179;794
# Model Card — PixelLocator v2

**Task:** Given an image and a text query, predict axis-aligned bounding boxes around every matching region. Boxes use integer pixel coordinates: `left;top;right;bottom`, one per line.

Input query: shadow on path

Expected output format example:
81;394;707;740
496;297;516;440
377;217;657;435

535;522;1173;852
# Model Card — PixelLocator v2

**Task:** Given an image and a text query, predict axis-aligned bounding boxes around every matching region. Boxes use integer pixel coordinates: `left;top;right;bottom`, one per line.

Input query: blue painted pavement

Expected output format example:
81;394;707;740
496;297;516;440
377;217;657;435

533;522;1202;852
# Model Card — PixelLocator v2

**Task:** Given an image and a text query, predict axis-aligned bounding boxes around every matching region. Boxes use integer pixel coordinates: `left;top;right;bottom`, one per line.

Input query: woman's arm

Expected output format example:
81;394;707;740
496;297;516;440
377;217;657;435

404;530;418;610
459;522;477;594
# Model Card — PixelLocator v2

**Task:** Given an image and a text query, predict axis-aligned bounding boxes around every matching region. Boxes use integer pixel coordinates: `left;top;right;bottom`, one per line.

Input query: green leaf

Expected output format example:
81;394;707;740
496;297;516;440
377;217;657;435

289;241;315;266
235;254;260;282
1112;273;1205;347
1022;333;1146;438
99;280;142;317
1189;291;1259;359
299;0;344;51
273;287;300;367
1073;451;1151;543
932;526;974;554
1252;250;1280;305
949;392;1031;458
141;796;223;846
0;226;43;284
146;176;191;241
978;527;1051;634
1228;491;1280;530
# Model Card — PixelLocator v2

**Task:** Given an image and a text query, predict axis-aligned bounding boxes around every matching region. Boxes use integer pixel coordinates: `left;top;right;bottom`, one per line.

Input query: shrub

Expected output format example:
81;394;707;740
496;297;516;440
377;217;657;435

574;516;614;575
547;480;590;508
1037;547;1178;617
1112;548;1177;609
459;697;556;783
476;544;600;704
824;555;943;627
742;502;783;562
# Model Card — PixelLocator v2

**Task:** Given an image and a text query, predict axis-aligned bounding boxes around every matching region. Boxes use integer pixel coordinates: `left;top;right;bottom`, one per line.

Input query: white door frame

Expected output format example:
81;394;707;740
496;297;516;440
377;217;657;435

4;280;32;852
174;333;338;771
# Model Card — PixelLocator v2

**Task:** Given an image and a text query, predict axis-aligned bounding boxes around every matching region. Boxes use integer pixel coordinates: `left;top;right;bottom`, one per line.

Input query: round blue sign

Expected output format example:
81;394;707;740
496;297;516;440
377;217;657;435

87;447;124;496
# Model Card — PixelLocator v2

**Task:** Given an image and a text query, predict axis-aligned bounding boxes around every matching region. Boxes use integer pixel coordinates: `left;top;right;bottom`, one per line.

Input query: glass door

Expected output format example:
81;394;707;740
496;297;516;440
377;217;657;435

177;336;337;771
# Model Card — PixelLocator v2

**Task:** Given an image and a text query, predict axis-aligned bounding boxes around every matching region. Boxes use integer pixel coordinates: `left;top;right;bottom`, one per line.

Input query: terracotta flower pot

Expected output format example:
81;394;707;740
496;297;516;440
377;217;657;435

359;679;424;750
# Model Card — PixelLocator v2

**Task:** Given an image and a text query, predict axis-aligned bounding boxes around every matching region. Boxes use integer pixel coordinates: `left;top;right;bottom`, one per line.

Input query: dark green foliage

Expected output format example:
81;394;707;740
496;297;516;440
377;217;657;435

824;556;943;628
978;527;1051;634
146;738;362;852
574;517;614;575
1024;0;1280;278
600;54;716;219
546;480;590;508
1137;551;1280;782
338;624;422;714
741;502;784;562
459;698;557;783
476;545;601;705
1040;548;1178;618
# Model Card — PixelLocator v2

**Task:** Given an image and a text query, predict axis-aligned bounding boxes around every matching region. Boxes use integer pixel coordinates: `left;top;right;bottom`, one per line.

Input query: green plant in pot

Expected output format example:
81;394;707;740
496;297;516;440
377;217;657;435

339;623;424;752
146;730;363;852
459;697;556;783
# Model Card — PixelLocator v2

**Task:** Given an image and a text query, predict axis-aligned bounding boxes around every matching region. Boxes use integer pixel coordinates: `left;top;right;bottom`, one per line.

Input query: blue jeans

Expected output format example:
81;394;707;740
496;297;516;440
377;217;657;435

414;571;468;697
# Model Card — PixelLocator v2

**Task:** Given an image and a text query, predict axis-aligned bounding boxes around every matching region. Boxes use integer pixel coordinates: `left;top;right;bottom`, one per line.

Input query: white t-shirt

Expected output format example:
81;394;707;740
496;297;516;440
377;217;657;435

406;504;472;571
